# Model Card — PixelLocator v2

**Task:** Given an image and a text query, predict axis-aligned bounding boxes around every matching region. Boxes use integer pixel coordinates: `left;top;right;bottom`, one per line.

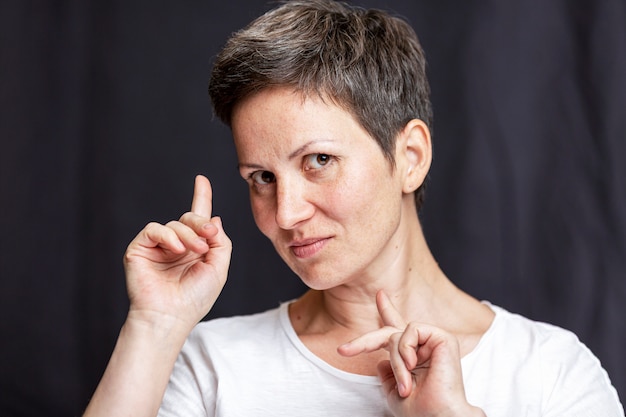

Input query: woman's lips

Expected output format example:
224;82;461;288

290;238;330;259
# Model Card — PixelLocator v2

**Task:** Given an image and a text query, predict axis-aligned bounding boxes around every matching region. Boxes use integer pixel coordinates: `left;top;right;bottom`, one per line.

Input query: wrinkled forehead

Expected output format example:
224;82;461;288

230;86;382;164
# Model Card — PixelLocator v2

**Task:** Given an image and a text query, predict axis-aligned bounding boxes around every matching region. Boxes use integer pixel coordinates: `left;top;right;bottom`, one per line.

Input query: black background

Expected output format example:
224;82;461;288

1;0;625;415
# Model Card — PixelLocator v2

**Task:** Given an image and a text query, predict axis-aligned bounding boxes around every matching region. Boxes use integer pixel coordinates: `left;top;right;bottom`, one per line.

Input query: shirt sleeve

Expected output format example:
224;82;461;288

158;334;216;417
539;327;624;417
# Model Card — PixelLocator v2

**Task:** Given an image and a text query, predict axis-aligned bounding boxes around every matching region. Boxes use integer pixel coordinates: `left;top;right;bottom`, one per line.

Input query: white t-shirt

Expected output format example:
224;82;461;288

159;302;623;416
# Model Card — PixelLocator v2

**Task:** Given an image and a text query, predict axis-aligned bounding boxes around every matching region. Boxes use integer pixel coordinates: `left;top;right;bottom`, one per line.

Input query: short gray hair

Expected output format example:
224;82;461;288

209;0;432;209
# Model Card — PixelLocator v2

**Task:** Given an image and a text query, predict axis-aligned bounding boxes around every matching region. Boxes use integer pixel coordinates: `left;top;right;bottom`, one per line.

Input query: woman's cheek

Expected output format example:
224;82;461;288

250;197;276;237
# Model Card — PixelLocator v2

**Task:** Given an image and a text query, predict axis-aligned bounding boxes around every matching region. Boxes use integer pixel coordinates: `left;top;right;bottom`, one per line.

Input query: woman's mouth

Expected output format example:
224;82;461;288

290;238;330;259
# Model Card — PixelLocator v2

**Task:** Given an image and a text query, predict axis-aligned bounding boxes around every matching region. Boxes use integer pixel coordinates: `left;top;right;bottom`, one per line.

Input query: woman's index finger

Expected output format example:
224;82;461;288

191;175;213;218
376;290;406;329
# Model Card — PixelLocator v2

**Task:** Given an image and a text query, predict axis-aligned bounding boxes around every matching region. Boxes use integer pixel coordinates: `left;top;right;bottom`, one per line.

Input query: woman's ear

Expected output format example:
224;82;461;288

397;119;432;194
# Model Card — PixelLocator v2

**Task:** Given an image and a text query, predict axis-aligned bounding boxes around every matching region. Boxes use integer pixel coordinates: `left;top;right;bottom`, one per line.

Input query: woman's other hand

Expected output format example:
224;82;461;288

338;291;485;417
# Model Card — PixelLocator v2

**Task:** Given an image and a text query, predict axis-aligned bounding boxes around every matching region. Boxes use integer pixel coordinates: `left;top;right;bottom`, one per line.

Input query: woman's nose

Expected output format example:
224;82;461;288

274;179;315;229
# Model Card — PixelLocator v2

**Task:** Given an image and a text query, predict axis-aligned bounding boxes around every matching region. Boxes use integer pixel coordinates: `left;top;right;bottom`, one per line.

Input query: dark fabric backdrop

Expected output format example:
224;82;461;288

1;0;624;415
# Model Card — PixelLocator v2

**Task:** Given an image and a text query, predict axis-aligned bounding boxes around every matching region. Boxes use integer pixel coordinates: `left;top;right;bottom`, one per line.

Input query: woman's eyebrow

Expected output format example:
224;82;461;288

237;162;264;171
288;139;334;160
238;139;335;170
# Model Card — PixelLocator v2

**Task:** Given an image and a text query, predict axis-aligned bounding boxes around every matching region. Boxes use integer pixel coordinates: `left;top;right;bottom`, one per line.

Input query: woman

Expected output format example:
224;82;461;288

84;1;623;416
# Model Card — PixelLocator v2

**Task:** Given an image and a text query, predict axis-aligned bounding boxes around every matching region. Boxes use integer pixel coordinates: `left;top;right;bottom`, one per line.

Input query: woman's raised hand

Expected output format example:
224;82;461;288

123;175;232;331
83;176;232;417
338;291;485;417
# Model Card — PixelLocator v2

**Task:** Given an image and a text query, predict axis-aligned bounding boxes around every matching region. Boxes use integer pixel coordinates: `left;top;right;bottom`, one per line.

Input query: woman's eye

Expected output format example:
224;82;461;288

250;170;276;185
305;153;332;169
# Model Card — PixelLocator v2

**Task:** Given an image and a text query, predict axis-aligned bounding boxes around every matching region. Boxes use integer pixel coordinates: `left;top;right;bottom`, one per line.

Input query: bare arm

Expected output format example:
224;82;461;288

83;175;232;417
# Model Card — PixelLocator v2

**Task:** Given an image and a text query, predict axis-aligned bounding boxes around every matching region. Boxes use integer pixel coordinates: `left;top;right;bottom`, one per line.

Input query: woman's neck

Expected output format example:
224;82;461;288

290;217;449;333
289;203;495;358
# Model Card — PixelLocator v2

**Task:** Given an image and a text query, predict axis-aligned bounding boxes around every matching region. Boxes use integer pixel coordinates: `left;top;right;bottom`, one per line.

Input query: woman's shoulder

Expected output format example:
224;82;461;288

183;302;290;353
464;302;623;415
196;303;284;329
486;303;578;343
474;302;593;363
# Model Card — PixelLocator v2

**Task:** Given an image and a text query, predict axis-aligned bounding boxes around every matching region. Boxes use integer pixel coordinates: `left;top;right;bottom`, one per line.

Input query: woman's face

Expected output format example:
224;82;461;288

231;86;414;290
